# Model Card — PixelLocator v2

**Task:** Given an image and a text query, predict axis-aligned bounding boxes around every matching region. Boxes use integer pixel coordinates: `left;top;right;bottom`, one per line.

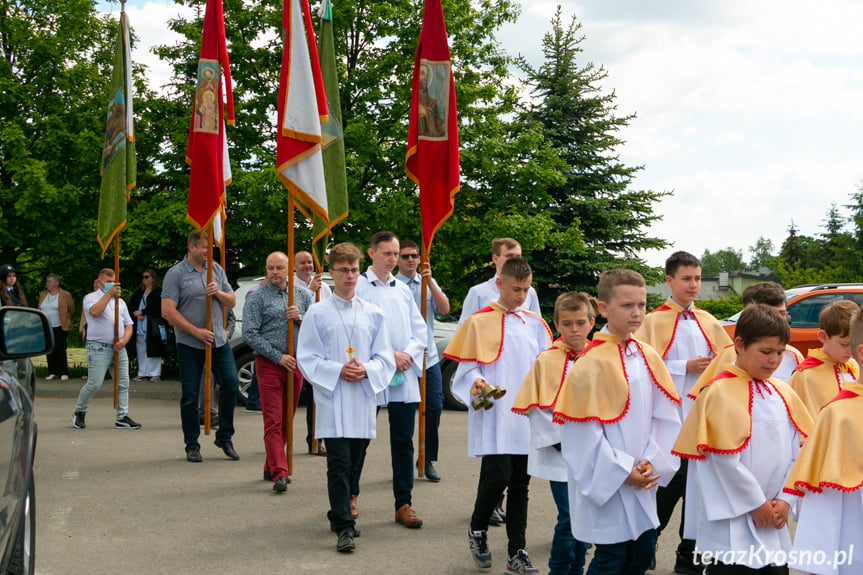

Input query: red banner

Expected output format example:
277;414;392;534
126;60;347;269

186;0;234;231
405;0;460;252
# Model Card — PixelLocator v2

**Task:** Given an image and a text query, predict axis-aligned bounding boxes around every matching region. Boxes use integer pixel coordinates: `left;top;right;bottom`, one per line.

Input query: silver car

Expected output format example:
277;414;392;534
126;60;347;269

0;307;52;574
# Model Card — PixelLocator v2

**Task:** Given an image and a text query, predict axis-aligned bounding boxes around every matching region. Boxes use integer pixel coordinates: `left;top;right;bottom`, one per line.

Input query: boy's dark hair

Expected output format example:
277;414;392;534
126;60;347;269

597;269;645;303
734;304;790;347
492;237;520;256
369;231;397;249
741;281;785;307
327;243;363;267
554;291;597;323
499;257;532;281
665;251;701;277
399;239;419;252
849;304;863;363
819;300;859;338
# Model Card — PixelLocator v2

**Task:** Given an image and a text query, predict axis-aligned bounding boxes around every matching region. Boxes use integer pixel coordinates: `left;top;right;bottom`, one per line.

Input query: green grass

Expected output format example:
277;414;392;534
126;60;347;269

32;347;88;378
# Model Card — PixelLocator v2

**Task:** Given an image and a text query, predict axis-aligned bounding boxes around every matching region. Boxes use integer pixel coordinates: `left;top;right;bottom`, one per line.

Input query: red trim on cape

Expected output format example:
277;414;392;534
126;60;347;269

784;479;863;497
826;388;860;406
795;356;825;371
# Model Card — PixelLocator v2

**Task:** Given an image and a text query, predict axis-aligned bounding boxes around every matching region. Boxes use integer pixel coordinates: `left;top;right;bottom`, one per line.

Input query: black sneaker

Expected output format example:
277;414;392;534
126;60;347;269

115;415;142;429
72;411;86;429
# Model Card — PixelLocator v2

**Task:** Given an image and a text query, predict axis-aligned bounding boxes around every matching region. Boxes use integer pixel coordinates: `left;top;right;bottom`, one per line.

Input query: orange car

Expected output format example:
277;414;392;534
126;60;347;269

721;283;863;355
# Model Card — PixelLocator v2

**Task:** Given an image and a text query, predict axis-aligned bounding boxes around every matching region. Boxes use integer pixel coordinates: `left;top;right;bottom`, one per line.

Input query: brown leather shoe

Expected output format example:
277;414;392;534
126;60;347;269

350;495;359;518
394;504;423;528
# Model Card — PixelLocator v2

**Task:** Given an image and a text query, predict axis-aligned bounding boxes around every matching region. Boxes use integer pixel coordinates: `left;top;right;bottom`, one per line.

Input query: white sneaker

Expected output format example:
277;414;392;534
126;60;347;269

60;375;69;381
45;374;56;380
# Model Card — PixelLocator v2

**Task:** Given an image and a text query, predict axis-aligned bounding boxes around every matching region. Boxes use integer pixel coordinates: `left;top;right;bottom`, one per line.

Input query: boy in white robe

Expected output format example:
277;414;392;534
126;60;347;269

634;251;731;574
443;257;552;574
672;304;813;574
296;243;396;554
695;282;803;390
512;292;596;575
554;269;681;575
355;230;428;528
789;300;859;418
784;302;863;575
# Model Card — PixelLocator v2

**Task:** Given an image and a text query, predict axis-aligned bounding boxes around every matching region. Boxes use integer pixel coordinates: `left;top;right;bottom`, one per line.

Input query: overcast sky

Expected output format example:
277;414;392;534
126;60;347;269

103;0;863;267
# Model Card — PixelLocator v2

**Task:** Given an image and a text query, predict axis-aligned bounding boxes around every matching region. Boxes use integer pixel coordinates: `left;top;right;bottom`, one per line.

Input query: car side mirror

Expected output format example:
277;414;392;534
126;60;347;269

0;307;54;359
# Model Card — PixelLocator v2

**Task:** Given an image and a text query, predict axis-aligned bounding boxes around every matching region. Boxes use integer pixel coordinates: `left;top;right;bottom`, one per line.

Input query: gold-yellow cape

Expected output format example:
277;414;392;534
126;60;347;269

790;348;859;417
690;343;804;400
552;332;679;424
512;339;579;415
442;301;551;364
672;364;812;459
634;299;732;359
783;379;863;496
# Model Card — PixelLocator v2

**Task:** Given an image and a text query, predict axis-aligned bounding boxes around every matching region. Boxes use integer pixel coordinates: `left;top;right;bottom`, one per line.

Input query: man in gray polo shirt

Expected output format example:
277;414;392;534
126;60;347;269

162;230;240;463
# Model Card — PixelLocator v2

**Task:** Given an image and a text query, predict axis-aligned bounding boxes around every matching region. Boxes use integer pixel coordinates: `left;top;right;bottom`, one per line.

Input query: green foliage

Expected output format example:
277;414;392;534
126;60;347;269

0;0;117;300
0;0;672;316
695;296;741;320
747;236;774;270
513;7;669;308
700;247;745;276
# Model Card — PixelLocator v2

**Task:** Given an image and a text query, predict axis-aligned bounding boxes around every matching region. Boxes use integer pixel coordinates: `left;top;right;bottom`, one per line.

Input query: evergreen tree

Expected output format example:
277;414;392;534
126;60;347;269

514;7;669;305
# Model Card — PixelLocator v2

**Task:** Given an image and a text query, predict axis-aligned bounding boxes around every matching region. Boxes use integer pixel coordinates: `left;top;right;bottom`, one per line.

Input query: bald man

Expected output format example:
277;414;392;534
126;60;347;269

243;252;313;491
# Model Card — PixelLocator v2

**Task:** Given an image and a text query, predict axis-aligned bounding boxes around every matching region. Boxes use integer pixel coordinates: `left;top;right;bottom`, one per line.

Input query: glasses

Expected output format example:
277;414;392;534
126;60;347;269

332;267;360;275
400;254;420;260
142;275;151;279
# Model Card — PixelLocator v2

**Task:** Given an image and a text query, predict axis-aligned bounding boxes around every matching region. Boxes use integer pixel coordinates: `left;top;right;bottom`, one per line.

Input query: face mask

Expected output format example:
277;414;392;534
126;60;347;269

102;282;115;293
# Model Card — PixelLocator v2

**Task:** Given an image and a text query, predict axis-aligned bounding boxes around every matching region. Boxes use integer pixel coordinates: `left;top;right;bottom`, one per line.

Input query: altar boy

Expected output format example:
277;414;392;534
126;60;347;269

784;303;863;575
554;269;681;575
297;243;396;554
672;304;812;574
512;291;596;575
444;257;552;574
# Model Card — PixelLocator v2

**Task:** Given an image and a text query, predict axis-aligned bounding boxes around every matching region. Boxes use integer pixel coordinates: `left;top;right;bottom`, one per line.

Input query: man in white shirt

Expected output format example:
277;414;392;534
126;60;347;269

72;268;141;430
294;250;333;300
395;239;449;482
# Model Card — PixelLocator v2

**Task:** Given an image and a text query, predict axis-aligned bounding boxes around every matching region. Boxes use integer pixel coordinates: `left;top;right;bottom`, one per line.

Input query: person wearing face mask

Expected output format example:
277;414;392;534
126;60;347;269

72;268;142;430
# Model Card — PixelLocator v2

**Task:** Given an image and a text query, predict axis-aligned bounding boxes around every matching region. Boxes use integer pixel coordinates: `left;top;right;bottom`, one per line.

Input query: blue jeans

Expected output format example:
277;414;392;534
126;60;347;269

587;528;657;575
388;401;417;510
424;362;443;462
549;481;590;575
177;343;238;448
76;341;129;417
246;371;261;410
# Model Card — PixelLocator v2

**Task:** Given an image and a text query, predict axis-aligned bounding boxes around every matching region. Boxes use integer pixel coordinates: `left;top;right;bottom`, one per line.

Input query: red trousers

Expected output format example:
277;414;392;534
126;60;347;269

255;356;303;479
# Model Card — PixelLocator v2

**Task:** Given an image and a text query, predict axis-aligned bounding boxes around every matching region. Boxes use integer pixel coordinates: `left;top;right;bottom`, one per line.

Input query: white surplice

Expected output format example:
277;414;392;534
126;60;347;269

560;340;681;544
790;489;863;575
660;309;713;419
451;309;549;457
688;381;800;568
296;294;395;439
527;406;568;482
356;269;427;405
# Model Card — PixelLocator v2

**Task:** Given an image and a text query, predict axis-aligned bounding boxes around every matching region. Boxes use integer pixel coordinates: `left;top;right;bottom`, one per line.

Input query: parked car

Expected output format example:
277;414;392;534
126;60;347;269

0;307;52;574
721;283;863;354
229;276;466;409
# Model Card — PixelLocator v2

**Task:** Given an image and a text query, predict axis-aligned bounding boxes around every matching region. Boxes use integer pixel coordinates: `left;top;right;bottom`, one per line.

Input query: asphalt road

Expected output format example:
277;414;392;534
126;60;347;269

33;378;689;575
